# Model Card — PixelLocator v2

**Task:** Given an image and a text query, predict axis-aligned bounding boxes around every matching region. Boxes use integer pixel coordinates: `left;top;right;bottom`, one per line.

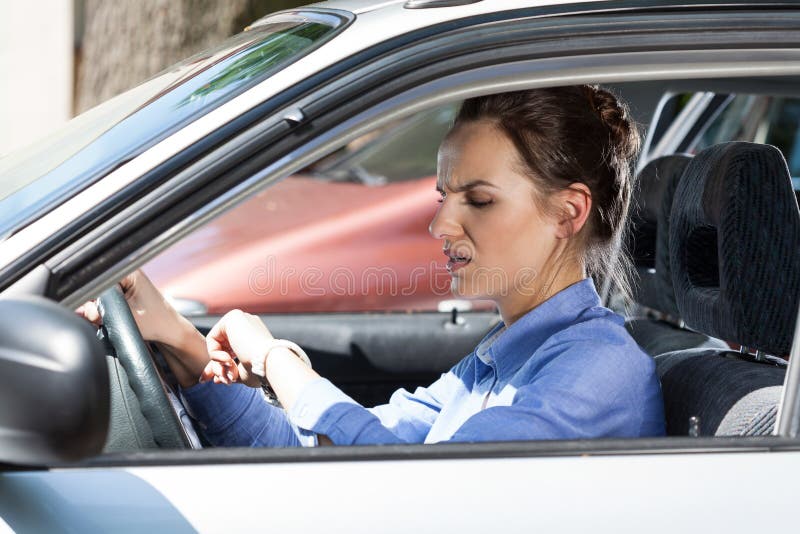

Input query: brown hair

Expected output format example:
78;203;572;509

450;85;641;298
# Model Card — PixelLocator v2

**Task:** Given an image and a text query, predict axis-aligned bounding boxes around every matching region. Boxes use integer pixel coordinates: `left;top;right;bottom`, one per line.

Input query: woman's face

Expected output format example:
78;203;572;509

429;120;564;305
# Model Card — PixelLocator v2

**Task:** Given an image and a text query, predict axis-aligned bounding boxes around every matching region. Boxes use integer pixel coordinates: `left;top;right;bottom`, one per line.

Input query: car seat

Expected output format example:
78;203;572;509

625;154;727;356
656;142;800;436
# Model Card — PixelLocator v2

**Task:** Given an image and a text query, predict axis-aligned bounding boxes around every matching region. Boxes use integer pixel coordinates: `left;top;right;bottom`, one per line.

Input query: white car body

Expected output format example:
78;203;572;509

2;1;800;532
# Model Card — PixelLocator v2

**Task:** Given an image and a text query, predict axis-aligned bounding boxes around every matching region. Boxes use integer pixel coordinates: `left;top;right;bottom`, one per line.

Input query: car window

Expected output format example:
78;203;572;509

145;103;494;315
692;94;764;152
691;93;800;189
0;10;348;240
643;91;696;155
761;97;800;183
316;104;458;185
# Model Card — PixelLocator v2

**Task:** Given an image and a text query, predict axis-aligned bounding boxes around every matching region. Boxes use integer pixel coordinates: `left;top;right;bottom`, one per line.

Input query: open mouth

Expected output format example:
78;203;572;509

444;248;472;273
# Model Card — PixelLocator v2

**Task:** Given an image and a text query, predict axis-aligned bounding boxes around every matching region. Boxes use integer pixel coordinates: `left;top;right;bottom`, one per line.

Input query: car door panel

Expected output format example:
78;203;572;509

5;449;800;533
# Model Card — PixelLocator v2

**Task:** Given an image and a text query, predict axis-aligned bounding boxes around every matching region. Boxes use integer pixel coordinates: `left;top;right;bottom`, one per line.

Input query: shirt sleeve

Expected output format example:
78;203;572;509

287;370;459;445
179;381;316;447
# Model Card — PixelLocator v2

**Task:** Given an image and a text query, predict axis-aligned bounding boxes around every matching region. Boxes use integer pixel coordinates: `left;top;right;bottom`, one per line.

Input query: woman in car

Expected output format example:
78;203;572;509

79;86;666;445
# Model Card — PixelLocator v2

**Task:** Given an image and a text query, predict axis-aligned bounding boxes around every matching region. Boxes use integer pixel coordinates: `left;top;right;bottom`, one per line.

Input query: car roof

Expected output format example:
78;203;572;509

304;0;408;14
298;0;607;17
298;0;792;17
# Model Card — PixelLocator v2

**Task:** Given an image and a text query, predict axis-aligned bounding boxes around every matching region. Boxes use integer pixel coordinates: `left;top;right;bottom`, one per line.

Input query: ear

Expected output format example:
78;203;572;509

553;182;592;239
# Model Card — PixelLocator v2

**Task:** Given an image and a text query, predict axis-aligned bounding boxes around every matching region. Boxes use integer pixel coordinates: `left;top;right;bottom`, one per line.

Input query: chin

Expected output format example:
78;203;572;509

449;279;471;298
450;280;487;300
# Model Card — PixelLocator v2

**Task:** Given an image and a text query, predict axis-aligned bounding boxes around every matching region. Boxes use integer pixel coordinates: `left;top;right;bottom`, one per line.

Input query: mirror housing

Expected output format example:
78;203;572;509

0;296;109;465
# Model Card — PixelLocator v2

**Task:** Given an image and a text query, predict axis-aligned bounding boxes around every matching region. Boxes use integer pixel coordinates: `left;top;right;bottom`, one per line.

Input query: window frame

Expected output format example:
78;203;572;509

6;7;800;466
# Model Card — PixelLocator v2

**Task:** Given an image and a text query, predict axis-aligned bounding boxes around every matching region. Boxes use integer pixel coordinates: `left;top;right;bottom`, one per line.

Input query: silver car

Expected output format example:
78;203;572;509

2;0;800;532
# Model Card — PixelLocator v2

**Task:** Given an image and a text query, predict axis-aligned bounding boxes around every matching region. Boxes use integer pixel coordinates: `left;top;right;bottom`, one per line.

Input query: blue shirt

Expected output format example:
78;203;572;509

181;278;665;446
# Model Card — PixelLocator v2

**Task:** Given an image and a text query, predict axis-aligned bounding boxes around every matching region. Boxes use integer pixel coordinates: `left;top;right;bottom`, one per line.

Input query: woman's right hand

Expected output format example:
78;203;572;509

75;269;185;347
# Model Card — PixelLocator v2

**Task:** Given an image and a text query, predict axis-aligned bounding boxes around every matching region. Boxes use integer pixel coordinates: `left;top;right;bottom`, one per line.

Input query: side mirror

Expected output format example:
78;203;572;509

0;296;109;465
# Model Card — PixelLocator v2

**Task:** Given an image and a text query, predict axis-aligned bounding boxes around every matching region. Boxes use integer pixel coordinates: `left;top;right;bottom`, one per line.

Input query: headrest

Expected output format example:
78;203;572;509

655;154;692;318
670;142;800;355
628;155;692;312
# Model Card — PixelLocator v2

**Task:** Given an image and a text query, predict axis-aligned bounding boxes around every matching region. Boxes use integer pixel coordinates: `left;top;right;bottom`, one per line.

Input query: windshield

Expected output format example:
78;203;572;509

0;10;348;239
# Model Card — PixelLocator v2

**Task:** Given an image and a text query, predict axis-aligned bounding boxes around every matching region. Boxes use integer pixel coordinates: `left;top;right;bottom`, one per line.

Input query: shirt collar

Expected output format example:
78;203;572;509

474;278;602;380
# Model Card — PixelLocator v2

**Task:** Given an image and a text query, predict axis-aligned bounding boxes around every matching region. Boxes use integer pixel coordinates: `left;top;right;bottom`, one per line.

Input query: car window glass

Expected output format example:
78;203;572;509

145;103;494;315
644;92;695;155
692;94;763;152
316;104;458;184
762;97;800;182
0;10;346;240
692;93;800;186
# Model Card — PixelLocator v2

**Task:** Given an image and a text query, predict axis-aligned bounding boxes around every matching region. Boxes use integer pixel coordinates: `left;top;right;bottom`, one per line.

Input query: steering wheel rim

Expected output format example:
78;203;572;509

98;285;189;449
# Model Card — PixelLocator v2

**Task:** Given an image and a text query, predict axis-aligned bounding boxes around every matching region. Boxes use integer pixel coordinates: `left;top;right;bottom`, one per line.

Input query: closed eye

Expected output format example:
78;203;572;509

467;198;492;208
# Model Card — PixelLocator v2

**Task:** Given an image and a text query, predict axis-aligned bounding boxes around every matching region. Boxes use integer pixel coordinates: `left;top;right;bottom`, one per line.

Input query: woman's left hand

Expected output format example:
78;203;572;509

200;309;273;388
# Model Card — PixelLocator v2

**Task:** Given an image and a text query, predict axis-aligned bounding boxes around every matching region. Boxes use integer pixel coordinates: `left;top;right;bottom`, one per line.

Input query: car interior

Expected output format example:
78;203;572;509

626;143;797;436
92;76;800;455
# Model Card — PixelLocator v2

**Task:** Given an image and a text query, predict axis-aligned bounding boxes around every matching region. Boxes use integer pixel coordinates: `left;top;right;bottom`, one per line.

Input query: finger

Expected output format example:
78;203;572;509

199;361;217;383
208;348;235;363
217;358;236;384
75;300;102;326
226;362;240;383
208;310;275;370
206;312;235;355
200;358;237;384
119;272;138;298
205;360;228;384
206;331;225;355
215;357;239;383
213;360;232;384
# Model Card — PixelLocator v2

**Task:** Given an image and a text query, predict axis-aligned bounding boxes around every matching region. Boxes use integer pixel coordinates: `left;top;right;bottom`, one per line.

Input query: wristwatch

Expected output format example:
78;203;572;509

250;339;312;406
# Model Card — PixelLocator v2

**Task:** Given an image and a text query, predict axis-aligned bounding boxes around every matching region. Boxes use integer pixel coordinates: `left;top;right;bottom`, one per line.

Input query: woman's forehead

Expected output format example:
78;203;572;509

437;123;521;191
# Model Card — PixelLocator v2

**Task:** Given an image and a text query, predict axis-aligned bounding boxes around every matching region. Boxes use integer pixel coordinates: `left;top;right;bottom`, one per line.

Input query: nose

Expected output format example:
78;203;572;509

429;200;462;240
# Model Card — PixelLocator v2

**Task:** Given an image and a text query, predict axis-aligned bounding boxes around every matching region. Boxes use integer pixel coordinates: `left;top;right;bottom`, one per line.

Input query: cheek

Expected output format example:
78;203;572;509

481;208;557;269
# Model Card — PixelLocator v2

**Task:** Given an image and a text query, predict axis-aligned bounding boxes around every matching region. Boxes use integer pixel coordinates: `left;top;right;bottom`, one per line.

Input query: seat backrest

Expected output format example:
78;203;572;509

628;155;691;312
658;142;800;436
625;154;727;356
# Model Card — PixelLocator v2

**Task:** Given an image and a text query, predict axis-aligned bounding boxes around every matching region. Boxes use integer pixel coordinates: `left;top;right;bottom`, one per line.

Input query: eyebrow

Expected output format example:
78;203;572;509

436;179;499;193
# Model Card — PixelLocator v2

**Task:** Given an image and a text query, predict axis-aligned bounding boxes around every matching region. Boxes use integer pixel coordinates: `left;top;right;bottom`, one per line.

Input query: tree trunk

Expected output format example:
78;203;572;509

75;0;304;114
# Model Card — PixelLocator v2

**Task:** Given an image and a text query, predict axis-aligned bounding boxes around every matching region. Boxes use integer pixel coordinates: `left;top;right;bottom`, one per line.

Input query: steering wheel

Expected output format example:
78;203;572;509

98;285;190;449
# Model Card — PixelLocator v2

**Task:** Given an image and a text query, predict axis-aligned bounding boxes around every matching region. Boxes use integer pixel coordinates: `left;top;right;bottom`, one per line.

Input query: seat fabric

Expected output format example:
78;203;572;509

624;154;726;356
716;386;782;436
655;348;784;435
661;142;800;436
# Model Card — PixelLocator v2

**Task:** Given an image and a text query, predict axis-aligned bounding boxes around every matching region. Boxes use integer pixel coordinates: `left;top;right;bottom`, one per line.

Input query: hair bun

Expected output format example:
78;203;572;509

585;85;640;161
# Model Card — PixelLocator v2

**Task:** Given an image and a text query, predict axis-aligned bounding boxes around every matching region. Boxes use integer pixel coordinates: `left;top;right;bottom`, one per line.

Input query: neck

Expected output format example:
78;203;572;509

497;262;586;326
